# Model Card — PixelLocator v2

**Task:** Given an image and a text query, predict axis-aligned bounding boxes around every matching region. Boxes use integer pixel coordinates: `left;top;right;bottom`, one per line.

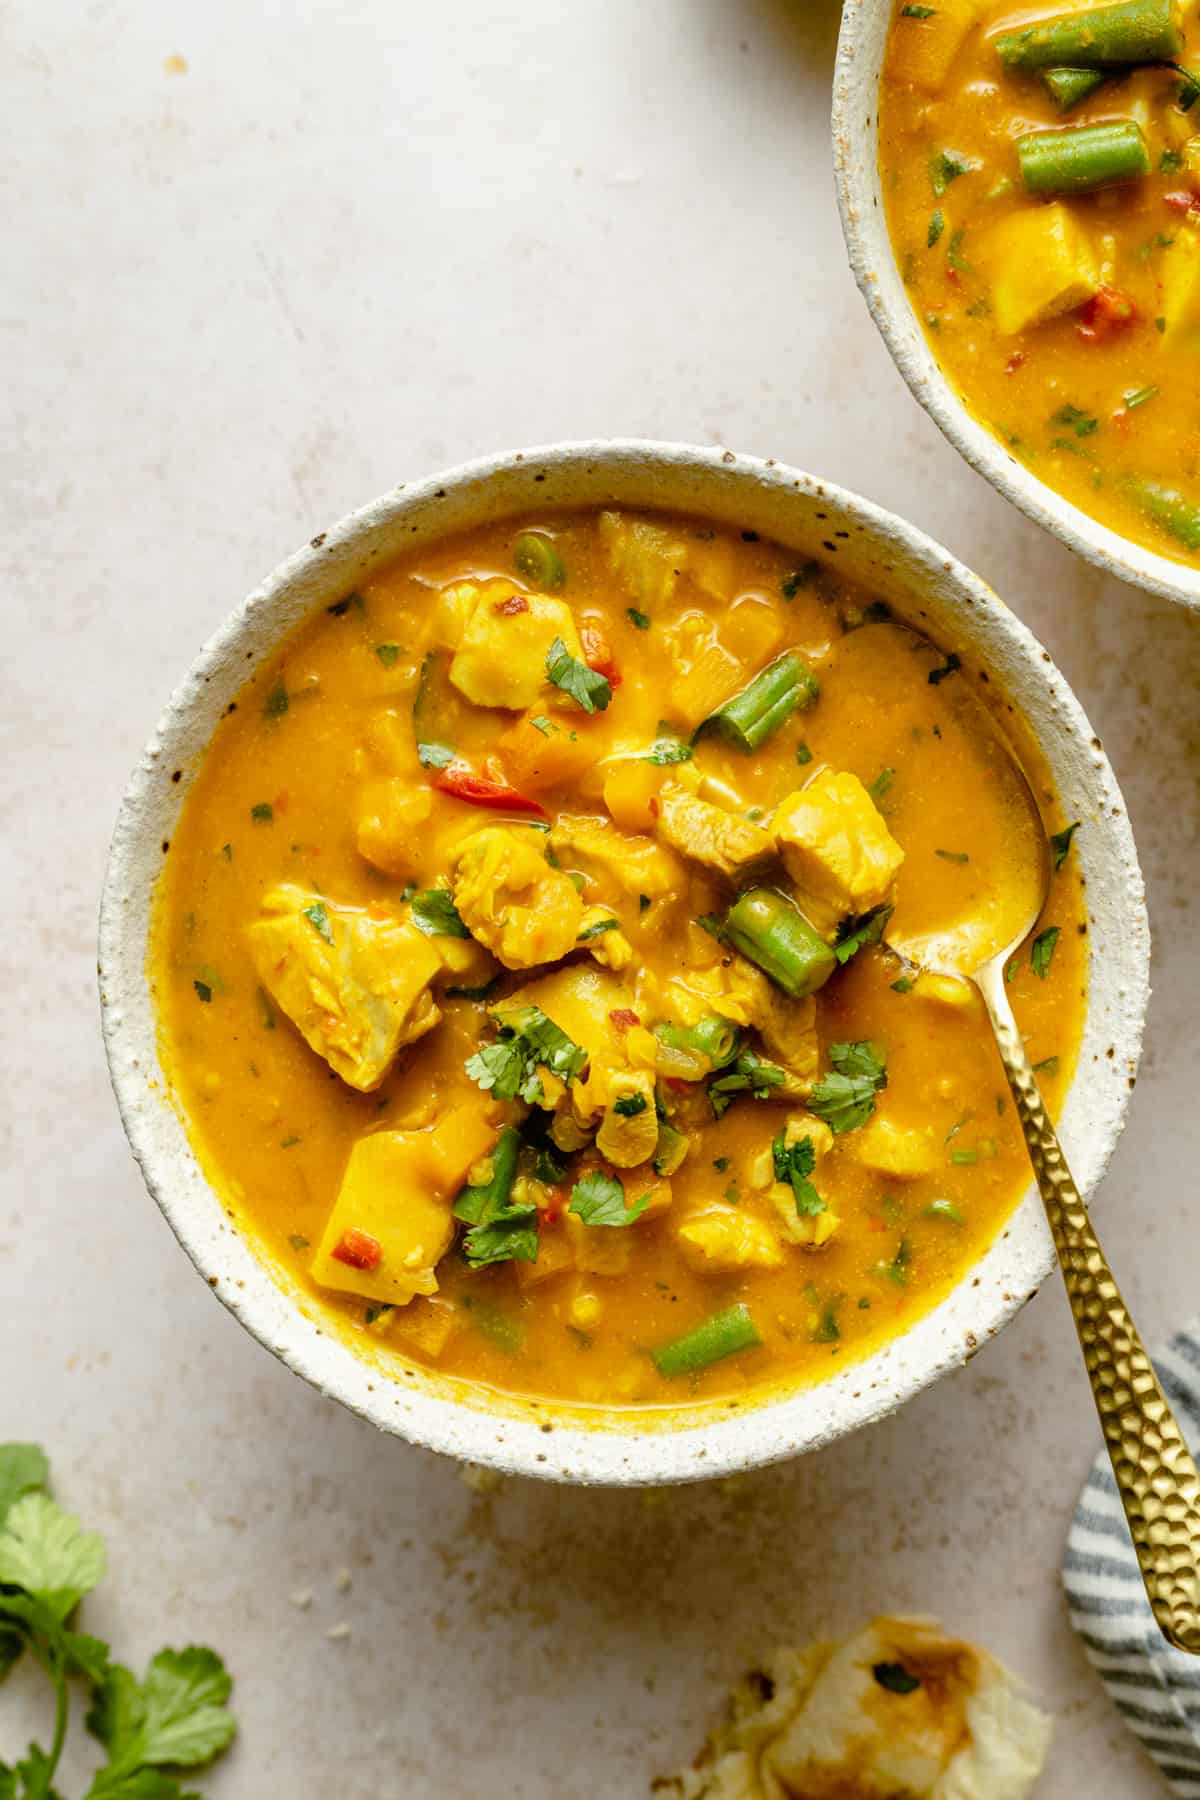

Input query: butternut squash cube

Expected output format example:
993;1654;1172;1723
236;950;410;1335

565;1211;632;1276
311;1108;498;1307
975;204;1099;337
498;711;600;793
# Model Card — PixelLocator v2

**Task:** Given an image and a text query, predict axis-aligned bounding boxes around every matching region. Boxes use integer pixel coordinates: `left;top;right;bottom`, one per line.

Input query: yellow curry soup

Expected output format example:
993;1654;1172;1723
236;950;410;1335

880;0;1200;565
153;508;1086;1410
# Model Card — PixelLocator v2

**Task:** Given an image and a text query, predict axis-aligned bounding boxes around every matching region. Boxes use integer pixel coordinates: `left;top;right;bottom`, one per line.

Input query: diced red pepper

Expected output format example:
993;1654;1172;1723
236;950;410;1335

1076;285;1138;342
332;1227;382;1271
608;1007;640;1029
495;594;530;617
581;622;622;686
432;761;547;816
1005;351;1026;376
1164;189;1199;216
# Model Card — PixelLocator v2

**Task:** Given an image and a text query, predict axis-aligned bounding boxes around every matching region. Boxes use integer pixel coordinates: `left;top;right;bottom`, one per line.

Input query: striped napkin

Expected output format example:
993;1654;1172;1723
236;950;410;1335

1063;1323;1200;1797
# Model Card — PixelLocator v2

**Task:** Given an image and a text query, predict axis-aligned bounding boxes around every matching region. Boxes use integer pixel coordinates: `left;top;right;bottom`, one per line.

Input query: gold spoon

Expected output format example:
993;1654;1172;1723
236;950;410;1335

887;690;1200;1655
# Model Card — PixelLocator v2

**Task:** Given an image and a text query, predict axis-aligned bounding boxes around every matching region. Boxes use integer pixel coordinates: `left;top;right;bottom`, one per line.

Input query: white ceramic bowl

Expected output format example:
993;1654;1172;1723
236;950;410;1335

834;0;1200;615
99;440;1149;1485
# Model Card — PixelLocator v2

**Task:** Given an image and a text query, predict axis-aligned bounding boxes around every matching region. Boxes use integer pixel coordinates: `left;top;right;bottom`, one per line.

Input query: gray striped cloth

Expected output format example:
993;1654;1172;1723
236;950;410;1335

1064;1323;1200;1797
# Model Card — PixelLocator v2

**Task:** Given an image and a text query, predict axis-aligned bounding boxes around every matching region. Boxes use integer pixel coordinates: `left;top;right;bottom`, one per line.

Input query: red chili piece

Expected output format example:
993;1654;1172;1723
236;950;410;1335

581;622;622;686
332;1227;382;1271
1076;285;1138;342
1164;189;1199;216
1004;350;1026;375
608;1008;640;1029
495;594;530;616
433;762;547;816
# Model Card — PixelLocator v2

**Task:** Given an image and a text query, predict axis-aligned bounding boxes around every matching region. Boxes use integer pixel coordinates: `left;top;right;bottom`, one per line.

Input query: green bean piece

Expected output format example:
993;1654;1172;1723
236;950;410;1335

995;0;1182;71
1040;66;1109;110
453;1125;520;1224
699;653;819;753
1018;121;1150;195
513;531;566;590
1127;478;1200;549
651;1304;763;1378
654;1015;740;1071
724;889;837;1000
652;1121;690;1177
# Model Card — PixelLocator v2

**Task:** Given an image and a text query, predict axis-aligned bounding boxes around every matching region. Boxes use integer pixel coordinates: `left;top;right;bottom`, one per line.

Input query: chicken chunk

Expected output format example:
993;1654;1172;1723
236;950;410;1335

655;783;775;879
850;1114;940;1180
596;1069;659;1168
437;578;585;710
773;770;904;934
766;1184;840;1250
248;884;441;1091
676;1206;784;1274
310;1105;499;1306
452;826;584;969
551;813;683;902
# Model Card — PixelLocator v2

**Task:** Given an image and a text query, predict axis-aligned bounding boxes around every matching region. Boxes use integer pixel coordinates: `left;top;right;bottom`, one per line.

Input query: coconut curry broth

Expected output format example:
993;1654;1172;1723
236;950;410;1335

153;509;1086;1408
880;0;1200;565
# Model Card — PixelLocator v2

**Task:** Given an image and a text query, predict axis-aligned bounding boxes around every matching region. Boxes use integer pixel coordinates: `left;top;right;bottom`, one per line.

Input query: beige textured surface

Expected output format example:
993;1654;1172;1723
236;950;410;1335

1;0;1196;1793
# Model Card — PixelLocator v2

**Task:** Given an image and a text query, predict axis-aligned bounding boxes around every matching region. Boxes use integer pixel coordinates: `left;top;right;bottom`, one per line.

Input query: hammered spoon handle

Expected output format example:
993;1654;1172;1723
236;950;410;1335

977;957;1200;1654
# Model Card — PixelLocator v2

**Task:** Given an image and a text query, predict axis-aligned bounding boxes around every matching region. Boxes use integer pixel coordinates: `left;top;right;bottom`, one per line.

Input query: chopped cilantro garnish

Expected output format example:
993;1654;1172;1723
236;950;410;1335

530;715;555;735
935;848;969;864
771;1133;825;1217
928;208;945;247
568;1170;648;1227
929;147;978;196
901;3;935;14
874;1660;921;1694
1050;821;1079;870
466;1004;588;1104
712;1156;729;1172
881;1236;911;1285
445;977;501;1002
546;636;612;713
626;607;651;630
1033;1055;1060;1076
302;900;333;943
795;741;813;766
642;731;693;765
834;904;893;966
1052;402;1098;439
867;767;895;802
409;887;470;938
891;973;915;994
375;643;401;666
263;680;289;720
577;917;619;942
250;802;274;823
613;1093;648;1118
781;561;820;599
194;979;212;1003
708;1049;786;1119
220;842;232;862
639;893;651;913
1031;925;1060;978
809;1041;888;1135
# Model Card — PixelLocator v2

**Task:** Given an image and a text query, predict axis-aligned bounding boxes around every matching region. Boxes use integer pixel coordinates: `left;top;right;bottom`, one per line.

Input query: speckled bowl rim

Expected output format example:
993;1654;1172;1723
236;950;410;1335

98;439;1149;1486
833;0;1200;615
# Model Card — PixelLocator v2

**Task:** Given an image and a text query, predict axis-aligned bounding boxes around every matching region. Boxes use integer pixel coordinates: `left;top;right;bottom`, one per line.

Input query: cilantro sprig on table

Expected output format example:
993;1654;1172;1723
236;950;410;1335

0;1444;236;1800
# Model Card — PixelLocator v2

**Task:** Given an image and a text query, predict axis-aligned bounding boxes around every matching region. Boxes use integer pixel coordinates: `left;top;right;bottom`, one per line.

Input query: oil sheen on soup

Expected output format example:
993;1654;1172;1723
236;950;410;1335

880;0;1200;566
153;508;1087;1410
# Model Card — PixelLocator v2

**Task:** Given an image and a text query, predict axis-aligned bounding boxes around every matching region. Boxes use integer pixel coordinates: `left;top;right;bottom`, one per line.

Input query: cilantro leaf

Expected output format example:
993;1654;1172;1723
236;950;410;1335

1031;925;1060;978
0;1493;106;1619
613;1093;648;1118
0;1445;49;1527
1050;821;1079;870
929;147;978;196
88;1648;235;1774
771;1134;825;1216
834;904;893;966
85;1771;193;1798
808;1041;888;1135
626;607;651;630
374;643;400;667
409;888;470;938
641;730;692;766
577;917;619;942
874;1660;921;1694
465;1005;587;1104
545;637;612;714
301;901;332;944
708;1050;785;1119
568;1171;649;1227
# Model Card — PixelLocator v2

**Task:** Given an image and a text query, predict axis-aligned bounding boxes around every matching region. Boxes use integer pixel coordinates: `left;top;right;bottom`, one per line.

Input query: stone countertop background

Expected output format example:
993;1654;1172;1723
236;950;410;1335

3;1;1197;1793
